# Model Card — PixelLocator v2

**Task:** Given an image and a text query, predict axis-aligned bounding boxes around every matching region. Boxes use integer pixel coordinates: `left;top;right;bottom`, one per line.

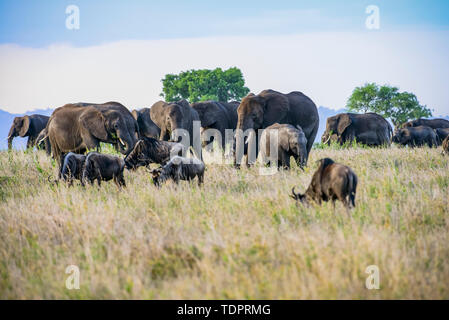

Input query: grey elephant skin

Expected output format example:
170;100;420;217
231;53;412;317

191;100;239;150
235;90;319;166
321;112;392;146
82;152;126;187
290;158;358;210
46;102;138;161
149;100;200;148
402;118;449;129
259;123;308;169
7;114;49;150
392;126;438;147
132;108;161;139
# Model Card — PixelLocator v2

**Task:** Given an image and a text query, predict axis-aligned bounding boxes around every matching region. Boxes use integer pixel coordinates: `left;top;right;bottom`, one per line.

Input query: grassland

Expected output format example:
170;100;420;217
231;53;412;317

0;145;448;299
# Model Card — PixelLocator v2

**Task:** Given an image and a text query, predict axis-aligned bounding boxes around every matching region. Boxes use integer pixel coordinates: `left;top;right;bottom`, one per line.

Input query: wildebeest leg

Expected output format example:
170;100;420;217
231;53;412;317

198;173;204;186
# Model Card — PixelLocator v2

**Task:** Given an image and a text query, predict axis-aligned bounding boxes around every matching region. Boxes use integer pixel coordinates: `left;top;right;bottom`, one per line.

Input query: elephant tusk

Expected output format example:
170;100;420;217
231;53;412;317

119;138;126;147
323;135;331;144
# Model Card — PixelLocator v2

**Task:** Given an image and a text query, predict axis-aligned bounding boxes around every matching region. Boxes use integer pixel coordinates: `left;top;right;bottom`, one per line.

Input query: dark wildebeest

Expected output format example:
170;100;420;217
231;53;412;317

124;137;186;170
392;126;438;147
56;152;86;186
150;156;205;187
290;158;358;210
435;128;449;145
82;152;126;187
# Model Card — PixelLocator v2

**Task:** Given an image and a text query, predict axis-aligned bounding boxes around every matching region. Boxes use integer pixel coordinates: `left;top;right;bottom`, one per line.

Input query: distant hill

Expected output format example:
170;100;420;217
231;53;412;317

0;108;54;150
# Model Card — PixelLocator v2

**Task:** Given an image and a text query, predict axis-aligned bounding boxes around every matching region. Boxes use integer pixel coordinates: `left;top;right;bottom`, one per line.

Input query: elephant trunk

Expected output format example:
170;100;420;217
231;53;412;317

7;126;16;150
299;146;308;168
234;119;252;166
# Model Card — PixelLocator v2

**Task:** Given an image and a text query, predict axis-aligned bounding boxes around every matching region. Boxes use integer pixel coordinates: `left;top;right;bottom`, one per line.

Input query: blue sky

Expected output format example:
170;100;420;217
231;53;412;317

1;0;449;47
0;0;448;116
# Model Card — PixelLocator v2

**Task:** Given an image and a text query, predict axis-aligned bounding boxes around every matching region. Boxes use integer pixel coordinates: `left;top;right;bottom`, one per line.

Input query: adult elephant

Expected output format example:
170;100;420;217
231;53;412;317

132;108;161;139
402;118;449;129
191;100;239;150
393;126;438;147
234;90;319;166
47;102;138;161
150;99;200;148
7;114;49;150
321;113;392;146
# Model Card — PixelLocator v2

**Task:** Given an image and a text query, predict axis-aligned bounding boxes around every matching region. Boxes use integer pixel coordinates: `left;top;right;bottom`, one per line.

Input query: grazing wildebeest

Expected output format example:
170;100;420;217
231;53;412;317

150;156;205;187
392;126;438;147
82;152;126;187
56;152;86;186
124;137;186;169
290;158;358;210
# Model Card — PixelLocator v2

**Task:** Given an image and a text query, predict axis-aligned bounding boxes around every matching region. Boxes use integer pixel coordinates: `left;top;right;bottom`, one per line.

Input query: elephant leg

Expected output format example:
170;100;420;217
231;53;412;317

26;137;33;149
80;131;100;152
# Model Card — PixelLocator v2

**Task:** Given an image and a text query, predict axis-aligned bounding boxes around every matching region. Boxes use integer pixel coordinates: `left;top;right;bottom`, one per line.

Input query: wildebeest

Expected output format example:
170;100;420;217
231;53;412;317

392;126;438;147
124;137;186;169
151;156;205;187
290;158;358;209
57;152;86;186
82;152;126;187
402;118;449;129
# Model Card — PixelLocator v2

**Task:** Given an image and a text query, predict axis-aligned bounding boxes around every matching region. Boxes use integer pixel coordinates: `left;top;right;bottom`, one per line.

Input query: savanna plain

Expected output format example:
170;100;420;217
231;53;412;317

0;145;448;299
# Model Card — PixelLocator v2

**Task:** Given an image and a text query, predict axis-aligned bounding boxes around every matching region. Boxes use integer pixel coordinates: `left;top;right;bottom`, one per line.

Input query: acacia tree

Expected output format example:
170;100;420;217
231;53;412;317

346;83;432;127
160;67;250;103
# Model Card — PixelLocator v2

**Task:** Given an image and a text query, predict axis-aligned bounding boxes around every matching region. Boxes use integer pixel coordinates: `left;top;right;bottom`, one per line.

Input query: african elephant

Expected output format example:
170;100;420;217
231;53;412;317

191;100;239;150
234;90;319;166
7;114;49;150
47;102;138;161
132;108;161;139
259;123;308;169
149;99;200;149
392;126;438;147
435;128;449;145
402;118;449;129
321;113;392;146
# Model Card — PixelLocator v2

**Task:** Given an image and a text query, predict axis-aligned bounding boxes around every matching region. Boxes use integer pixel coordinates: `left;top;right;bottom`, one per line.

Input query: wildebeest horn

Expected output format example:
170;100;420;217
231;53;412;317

291;186;299;199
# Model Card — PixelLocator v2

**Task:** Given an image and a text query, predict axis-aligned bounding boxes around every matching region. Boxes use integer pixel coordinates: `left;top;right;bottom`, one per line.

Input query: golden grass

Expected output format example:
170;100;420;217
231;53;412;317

0;145;448;299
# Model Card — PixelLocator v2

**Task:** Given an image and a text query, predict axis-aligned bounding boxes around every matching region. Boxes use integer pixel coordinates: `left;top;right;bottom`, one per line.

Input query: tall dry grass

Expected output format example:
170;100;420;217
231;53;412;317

0;145;448;299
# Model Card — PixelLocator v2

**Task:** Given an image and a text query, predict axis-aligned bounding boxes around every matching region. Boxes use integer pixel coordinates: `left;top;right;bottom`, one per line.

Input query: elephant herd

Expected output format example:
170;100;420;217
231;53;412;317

6;89;449;208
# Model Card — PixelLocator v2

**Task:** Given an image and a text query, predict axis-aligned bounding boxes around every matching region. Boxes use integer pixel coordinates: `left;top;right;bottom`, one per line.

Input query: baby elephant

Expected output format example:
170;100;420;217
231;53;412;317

259;123;308;169
58;152;86;185
290;158;358;210
82;152;126;187
151;156;205;187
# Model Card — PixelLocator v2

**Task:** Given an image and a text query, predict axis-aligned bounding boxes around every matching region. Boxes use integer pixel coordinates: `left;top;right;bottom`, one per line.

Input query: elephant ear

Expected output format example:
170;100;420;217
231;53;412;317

80;107;109;141
278;128;290;151
19;116;30;137
260;92;290;127
337;114;352;135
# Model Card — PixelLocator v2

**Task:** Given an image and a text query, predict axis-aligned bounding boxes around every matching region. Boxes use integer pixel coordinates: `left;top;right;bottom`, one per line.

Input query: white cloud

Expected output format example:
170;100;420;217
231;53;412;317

0;31;448;116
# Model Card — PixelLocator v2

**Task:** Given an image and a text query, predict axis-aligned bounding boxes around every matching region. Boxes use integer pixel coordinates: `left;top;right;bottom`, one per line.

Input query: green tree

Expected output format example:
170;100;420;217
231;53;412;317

160;67;250;103
346;83;432;127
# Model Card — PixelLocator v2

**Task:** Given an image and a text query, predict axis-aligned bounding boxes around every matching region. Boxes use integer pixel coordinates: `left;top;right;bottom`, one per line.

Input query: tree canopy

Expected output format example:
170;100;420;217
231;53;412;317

160;67;250;103
346;83;432;127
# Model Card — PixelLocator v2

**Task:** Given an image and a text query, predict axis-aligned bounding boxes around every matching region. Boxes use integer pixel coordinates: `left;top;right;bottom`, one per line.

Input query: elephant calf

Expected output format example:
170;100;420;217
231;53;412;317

82;152;126;187
124;137;186;169
259;123;308;169
290;158;358;210
393;126;438;147
58;152;87;186
435;128;449;145
151;156;205;187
